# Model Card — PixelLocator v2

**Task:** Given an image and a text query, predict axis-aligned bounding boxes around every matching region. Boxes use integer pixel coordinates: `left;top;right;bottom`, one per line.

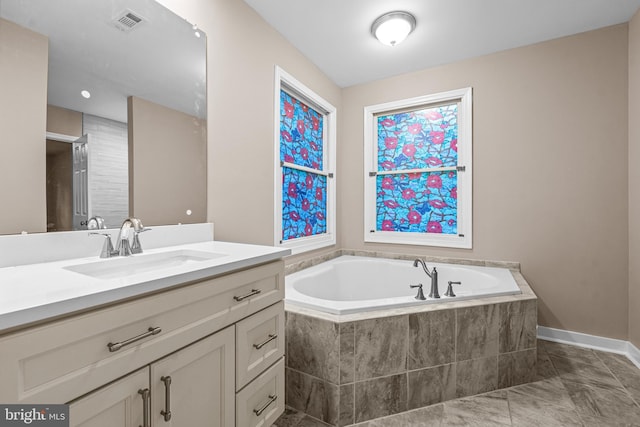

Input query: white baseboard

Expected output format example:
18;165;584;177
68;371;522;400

537;326;640;369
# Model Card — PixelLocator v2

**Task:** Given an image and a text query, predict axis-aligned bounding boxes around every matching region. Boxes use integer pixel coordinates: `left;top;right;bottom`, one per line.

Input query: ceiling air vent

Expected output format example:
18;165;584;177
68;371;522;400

112;10;145;33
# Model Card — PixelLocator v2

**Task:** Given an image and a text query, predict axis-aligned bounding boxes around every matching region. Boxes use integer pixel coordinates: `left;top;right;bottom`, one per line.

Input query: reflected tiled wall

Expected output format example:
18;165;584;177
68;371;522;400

285;298;537;426
82;114;128;228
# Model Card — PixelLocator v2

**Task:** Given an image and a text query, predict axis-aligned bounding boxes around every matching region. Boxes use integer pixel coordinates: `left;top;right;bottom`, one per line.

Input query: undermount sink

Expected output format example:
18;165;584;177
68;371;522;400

64;249;227;280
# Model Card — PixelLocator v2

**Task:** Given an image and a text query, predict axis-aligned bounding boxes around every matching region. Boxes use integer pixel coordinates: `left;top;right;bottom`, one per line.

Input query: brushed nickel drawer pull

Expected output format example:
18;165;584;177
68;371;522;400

160;376;172;422
107;327;162;352
138;388;150;427
253;394;277;416
233;289;261;301
253;334;277;350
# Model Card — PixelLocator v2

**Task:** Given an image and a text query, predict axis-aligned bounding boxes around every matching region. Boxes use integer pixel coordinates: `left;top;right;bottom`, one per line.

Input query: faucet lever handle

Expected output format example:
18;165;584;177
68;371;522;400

409;284;426;300
89;232;115;258
444;281;461;297
131;227;151;255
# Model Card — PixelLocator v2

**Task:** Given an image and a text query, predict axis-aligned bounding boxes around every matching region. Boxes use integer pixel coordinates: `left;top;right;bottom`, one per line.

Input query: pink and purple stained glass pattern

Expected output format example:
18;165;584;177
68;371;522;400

280;90;327;241
282;167;327;240
376;104;459;235
377;104;458;171
376;172;458;234
280;90;323;169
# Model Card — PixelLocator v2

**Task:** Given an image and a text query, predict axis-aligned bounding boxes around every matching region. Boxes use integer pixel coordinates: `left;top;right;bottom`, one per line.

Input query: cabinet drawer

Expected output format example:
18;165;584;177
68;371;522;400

236;358;284;427
0;260;283;404
236;301;284;390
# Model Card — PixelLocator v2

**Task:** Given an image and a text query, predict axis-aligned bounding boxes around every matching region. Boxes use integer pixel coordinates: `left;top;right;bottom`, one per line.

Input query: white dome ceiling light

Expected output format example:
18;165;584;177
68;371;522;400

371;11;416;47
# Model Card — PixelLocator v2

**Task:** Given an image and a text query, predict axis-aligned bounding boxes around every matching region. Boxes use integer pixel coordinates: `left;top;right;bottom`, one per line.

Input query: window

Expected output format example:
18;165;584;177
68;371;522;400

364;87;472;248
275;67;336;254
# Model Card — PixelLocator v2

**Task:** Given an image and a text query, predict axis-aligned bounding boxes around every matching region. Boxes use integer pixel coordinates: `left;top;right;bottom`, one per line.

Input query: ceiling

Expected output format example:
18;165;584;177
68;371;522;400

1;0;206;123
244;0;640;88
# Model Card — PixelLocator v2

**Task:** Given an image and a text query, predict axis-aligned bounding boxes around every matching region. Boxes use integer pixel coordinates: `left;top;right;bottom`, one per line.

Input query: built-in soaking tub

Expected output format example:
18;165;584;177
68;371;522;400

286;255;521;315
284;253;538;426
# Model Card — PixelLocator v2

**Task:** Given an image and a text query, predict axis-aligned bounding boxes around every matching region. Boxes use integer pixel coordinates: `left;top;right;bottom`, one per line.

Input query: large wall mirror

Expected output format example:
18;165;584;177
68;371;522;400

0;0;207;233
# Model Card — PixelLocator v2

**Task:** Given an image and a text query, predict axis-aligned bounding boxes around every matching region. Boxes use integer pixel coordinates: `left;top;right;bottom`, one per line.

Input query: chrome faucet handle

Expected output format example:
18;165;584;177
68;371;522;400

444;281;461;297
131;228;151;255
409;284;426;300
89;232;116;258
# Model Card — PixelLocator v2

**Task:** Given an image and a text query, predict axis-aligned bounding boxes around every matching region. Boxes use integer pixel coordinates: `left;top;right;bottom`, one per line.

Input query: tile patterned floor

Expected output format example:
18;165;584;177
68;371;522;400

274;339;640;426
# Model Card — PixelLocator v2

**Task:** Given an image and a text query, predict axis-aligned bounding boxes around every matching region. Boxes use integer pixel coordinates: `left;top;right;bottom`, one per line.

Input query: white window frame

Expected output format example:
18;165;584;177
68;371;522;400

274;66;337;254
363;87;473;249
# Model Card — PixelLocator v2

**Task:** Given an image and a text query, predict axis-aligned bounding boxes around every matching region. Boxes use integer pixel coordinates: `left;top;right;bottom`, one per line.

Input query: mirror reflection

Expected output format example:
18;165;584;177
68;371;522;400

0;0;207;232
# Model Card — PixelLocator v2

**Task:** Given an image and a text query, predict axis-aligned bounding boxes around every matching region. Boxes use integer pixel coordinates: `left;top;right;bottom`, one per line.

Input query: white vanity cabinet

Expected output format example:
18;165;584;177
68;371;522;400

69;327;235;427
0;258;286;427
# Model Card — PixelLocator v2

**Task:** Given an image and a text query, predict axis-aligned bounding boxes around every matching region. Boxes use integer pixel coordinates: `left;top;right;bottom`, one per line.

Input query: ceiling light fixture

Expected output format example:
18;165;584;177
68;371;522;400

81;90;91;99
371;11;416;47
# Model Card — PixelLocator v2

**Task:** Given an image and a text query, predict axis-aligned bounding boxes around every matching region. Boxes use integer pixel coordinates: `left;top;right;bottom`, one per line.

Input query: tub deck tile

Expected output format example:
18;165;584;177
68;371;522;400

354;373;408;423
354;315;408;380
287;312;340;383
455;356;498;398
498;300;537;353
497;348;537;388
407;363;456;409
339;322;355;384
456;304;500;361
408;309;455;370
286;368;340;425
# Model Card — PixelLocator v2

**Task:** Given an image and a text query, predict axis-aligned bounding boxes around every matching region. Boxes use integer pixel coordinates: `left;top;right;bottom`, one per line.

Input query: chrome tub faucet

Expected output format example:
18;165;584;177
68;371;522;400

413;258;439;298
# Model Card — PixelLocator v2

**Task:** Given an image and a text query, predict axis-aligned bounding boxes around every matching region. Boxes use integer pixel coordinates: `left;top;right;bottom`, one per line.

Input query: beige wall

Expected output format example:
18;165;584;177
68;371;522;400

128;96;207;226
0;18;48;235
159;3;634;341
629;11;640;348
342;25;630;339
158;0;342;247
46;105;82;137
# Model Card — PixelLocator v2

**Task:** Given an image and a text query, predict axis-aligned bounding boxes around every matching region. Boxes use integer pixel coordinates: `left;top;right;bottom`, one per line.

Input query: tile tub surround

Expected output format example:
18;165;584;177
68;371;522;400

276;339;640;426
284;260;537;426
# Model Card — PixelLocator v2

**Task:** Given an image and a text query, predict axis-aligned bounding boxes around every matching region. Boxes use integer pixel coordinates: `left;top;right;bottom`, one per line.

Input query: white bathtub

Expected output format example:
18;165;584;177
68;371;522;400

285;256;521;315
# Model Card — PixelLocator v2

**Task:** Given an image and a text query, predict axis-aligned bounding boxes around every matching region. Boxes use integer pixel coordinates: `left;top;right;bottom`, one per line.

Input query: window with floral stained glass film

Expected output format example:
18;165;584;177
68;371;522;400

275;67;336;254
364;88;472;248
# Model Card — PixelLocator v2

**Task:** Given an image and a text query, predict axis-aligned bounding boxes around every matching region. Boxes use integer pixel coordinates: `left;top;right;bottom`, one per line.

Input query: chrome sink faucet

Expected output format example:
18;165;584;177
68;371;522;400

116;218;147;256
413;258;440;298
89;217;148;258
87;216;107;230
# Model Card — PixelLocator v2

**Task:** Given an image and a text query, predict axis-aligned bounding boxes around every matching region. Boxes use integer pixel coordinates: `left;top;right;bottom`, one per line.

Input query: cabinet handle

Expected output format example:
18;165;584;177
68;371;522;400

138;388;150;427
253;394;278;417
160;376;172;422
233;289;261;302
253;333;278;350
108;327;162;352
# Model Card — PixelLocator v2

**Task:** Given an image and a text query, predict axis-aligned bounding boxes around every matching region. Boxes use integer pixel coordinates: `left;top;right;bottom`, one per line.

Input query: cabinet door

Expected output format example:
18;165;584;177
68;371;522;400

151;326;234;427
68;368;148;427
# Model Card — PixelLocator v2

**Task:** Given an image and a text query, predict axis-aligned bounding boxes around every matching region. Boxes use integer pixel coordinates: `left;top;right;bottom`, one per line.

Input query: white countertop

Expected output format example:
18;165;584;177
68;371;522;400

0;241;290;334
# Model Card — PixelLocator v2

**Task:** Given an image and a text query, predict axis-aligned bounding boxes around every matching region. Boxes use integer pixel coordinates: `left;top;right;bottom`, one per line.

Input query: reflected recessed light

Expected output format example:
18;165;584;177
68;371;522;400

81;90;91;99
194;31;201;38
371;11;416;47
